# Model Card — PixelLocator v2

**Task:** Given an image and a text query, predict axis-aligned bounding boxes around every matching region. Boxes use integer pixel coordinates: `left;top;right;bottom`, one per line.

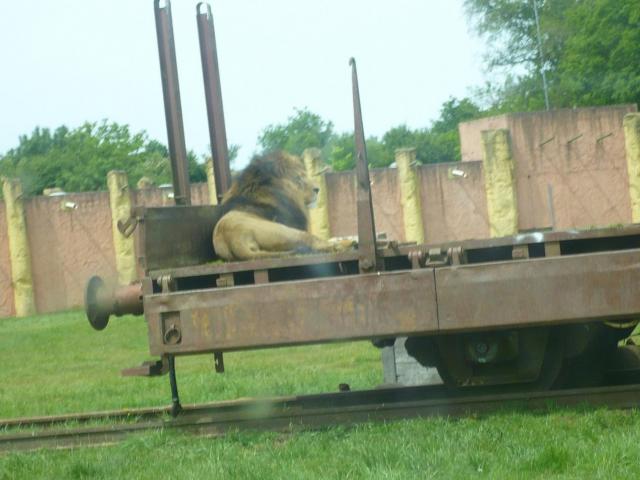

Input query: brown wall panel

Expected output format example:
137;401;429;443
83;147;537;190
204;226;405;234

418;161;490;243
1;105;637;318
25;192;117;313
0;201;15;317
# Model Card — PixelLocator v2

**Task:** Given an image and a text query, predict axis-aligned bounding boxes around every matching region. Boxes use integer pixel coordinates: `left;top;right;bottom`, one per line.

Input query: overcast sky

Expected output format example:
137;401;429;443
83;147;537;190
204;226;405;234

0;0;487;167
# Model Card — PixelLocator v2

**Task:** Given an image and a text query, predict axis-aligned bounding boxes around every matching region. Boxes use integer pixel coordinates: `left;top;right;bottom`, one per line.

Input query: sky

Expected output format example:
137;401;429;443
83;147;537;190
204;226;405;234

0;0;487;167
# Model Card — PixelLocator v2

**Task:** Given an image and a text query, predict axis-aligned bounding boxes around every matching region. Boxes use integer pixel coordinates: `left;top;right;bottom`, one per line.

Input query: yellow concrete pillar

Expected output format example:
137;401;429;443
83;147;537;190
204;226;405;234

205;158;218;205
303;148;331;239
624;113;640;223
395;148;425;243
107;171;137;284
1;177;36;317
481;129;519;237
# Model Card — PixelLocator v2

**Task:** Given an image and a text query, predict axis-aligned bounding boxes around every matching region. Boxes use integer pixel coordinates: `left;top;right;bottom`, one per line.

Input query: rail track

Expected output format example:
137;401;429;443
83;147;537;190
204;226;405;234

2;383;640;454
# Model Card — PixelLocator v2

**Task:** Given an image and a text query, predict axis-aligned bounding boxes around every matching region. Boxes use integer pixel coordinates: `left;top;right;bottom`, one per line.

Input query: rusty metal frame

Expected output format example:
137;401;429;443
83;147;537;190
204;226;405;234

141;248;640;356
196;2;232;201
85;3;640;396
350;58;381;273
154;0;191;206
140;223;640;279
144;268;438;355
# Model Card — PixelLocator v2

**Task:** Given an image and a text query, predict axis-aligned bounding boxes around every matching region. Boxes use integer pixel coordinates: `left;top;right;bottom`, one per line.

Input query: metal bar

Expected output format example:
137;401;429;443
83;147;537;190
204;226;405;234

168;355;181;416
383;224;640;258
436;248;640;332
149;250;359;278
349;58;380;273
154;0;191;206
143;248;640;354
3;383;640;453
146;269;439;355
532;0;550;110
214;351;225;373
197;2;232;202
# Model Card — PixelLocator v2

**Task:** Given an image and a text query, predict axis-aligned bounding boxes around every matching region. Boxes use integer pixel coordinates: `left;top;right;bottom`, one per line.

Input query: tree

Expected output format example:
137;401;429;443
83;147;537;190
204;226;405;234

258;99;483;172
258;108;334;155
465;0;640;111
0;121;216;196
381;98;483;165
555;0;640;107
325;133;394;171
324;132;354;171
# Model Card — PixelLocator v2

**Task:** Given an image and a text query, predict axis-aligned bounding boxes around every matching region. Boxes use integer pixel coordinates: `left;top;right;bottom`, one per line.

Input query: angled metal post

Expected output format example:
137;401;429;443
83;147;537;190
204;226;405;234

154;0;191;206
350;58;380;272
197;2;232;202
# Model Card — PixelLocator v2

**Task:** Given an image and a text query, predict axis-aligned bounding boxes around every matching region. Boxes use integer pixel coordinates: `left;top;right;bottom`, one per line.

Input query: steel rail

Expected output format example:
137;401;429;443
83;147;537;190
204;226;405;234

2;383;640;454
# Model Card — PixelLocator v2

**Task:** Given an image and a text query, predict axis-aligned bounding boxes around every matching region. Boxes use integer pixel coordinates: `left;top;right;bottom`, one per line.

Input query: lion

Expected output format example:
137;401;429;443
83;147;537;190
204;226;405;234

212;151;353;261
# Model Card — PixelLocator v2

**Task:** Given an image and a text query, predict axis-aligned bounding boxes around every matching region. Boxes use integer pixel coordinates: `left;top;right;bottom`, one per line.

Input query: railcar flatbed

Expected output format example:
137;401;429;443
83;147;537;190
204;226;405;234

85;1;640;413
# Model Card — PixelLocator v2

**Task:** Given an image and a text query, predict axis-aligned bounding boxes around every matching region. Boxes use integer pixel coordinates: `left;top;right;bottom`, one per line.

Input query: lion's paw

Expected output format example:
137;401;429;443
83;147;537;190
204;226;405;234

328;238;357;252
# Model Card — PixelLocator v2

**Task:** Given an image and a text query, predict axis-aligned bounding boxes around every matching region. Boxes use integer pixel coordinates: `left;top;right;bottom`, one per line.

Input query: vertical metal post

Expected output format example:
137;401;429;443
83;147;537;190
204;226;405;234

349;58;380;273
167;355;182;417
197;2;232;202
532;0;550;111
154;0;191;206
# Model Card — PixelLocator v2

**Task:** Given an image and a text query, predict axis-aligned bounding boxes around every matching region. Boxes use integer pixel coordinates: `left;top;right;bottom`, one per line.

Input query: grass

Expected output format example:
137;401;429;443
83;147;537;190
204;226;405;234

1;311;640;479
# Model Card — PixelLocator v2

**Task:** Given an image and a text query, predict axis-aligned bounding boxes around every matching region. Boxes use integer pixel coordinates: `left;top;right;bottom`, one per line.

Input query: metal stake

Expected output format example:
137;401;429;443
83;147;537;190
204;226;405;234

197;2;232;203
154;0;191;206
350;58;380;273
532;0;550;111
168;355;182;417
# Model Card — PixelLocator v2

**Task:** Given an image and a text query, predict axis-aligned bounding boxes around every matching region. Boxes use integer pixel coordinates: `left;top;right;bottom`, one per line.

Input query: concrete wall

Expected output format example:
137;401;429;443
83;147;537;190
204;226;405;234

0;202;14;317
511;106;636;231
1;104;638;318
132;183;210;207
460;105;637;231
24;192;117;313
325;165;488;242
460;114;509;163
326;169;406;240
418;161;490;243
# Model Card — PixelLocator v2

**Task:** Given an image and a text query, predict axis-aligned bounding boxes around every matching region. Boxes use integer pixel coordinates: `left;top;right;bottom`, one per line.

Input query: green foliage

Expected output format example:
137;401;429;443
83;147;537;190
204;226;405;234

2;311;640;478
323;132;355;171
260;99;483;172
259;108;335;155
555;0;640;107
464;0;571;72
465;0;640;111
0;310;381;417
324;133;394;171
0;121;218;196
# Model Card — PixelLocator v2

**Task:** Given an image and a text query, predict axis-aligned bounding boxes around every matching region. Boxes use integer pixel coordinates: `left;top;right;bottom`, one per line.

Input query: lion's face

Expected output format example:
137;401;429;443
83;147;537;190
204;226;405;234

277;152;318;206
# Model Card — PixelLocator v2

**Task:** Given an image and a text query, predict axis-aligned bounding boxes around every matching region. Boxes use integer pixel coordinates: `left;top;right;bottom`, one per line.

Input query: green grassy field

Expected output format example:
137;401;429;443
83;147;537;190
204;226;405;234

2;311;640;479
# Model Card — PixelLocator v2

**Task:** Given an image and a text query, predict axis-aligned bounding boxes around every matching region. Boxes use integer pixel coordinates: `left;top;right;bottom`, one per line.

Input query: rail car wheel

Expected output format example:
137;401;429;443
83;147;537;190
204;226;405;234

432;327;565;390
405;321;639;391
560;321;639;387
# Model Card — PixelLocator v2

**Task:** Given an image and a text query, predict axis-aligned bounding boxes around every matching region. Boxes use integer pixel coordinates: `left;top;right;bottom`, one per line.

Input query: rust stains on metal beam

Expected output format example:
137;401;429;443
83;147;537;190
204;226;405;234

142;248;640;356
436;249;640;332
350;58;380;273
196;3;232;202
154;0;191;206
145;269;438;355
